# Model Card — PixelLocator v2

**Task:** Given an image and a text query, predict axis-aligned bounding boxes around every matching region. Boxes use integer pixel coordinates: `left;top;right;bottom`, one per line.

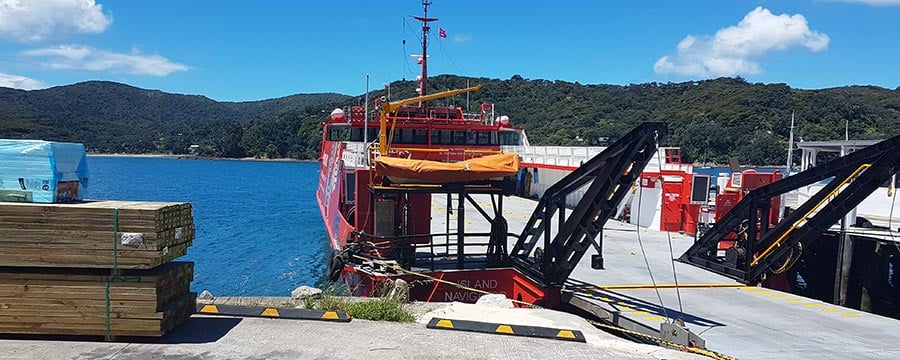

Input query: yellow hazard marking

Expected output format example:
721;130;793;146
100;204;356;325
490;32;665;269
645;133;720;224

616;301;629;306
496;325;514;334
786;298;805;303
821;307;840;313
261;308;280;317
769;294;787;299
435;319;454;328
321;311;339;319
754;290;772;295
841;312;861;317
803;303;822;307
585;285;596;289
599;283;745;290
644;316;667;321
630;311;650;315
584;293;594;297
600;297;611;302
739;287;758;291
199;305;219;314
556;330;576;339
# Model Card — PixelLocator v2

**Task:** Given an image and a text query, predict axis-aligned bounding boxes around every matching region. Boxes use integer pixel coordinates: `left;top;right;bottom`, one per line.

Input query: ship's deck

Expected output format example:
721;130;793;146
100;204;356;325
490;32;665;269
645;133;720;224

430;194;900;359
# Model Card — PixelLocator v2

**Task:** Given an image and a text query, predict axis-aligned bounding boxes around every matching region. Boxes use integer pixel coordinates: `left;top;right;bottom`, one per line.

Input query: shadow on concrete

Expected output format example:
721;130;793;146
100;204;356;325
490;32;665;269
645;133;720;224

0;316;242;344
156;316;243;344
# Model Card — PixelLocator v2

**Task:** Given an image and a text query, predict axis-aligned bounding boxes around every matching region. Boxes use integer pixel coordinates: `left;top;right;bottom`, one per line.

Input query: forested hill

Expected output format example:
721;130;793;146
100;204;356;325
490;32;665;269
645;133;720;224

1;77;899;164
0;81;352;158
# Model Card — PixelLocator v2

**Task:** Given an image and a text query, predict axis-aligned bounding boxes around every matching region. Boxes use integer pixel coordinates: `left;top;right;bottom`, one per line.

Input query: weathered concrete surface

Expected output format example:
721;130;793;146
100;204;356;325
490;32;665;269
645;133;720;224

0;314;703;360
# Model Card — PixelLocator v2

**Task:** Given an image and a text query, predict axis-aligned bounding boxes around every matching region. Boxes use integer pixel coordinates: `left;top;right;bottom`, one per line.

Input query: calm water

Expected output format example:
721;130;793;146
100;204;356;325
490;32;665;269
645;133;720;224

87;156;329;296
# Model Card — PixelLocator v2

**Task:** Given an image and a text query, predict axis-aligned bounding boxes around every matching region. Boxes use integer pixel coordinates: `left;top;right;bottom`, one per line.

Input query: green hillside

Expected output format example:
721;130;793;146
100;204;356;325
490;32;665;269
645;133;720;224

1;77;898;164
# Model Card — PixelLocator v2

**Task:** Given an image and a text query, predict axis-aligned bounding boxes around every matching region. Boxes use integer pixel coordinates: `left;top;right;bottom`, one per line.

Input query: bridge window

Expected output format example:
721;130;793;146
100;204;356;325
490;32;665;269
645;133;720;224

499;131;521;145
327;125;349;141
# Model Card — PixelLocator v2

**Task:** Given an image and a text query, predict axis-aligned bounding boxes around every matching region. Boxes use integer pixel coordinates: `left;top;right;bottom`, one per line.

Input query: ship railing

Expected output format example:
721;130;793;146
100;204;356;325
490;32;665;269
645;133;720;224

501;145;607;167
353;231;520;272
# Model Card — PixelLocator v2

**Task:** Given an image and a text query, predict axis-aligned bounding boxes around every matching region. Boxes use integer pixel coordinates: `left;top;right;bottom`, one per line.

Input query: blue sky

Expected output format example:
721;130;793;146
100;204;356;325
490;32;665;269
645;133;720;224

0;0;898;101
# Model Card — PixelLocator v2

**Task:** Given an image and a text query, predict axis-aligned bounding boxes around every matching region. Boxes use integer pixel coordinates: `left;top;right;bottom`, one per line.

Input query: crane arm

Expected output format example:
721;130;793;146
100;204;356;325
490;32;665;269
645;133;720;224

378;84;482;155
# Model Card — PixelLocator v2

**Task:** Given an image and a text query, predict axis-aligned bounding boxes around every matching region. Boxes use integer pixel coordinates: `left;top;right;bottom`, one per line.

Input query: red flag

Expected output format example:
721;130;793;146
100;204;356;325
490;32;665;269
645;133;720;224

439;27;447;38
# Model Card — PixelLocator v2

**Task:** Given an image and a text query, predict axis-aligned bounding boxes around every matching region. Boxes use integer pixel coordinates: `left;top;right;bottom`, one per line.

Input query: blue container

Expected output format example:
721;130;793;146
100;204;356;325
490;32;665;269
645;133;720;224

0;139;89;203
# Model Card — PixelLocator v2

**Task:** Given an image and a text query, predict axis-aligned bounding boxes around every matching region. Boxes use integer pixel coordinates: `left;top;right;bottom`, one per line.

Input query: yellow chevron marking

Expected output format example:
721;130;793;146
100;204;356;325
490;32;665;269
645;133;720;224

261;308;280;317
435;319;454;328
322;311;339;319
496;325;514;334
199;305;218;314
557;330;576;339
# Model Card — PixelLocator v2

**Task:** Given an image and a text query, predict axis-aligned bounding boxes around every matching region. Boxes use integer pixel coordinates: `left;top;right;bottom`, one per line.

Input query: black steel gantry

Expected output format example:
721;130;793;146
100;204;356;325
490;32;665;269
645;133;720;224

510;123;667;287
679;134;900;284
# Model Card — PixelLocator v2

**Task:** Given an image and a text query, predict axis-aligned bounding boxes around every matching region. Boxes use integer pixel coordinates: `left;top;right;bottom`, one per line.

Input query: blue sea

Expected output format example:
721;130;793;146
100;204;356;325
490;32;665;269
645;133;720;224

87;156;329;296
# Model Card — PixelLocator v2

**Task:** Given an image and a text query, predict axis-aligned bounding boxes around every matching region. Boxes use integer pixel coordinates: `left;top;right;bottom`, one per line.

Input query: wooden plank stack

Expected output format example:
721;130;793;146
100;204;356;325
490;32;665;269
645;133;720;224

0;262;195;337
0;201;194;269
0;200;196;337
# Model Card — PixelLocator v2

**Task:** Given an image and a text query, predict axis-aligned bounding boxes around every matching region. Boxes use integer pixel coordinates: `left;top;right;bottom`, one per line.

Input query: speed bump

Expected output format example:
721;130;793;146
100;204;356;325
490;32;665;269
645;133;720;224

195;303;351;322
426;318;586;342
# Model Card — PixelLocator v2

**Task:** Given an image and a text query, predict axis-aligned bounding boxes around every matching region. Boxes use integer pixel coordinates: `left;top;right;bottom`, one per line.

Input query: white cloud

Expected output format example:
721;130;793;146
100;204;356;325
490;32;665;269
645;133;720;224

654;7;829;77
0;0;111;42
23;45;189;76
0;71;44;89
830;0;900;5
453;34;473;43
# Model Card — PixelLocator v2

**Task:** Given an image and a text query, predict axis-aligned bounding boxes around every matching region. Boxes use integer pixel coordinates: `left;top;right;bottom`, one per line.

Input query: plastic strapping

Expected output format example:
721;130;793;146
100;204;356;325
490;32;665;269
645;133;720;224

105;208;119;341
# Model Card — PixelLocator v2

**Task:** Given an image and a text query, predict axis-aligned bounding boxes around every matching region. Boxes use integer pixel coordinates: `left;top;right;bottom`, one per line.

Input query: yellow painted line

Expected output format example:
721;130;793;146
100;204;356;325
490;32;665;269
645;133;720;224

769;294;787;299
821;307;840;313
435;319;454;328
644;316;667;321
599;297;611;302
495;325;514;334
630;311;650;315
585;285;596;289
199;304;219;314
785;298;805;303
739;287;759;291
754;290;773;295
584;293;594;297
599;283;745;290
261;308;280;317
321;311;339;320
803;303;822;307
841;312;861;317
557;330;577;339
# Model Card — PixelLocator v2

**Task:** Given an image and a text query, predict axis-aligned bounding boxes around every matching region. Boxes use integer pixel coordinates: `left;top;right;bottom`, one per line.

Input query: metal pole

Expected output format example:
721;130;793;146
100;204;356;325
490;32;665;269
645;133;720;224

787;112;795;174
364;73;369;143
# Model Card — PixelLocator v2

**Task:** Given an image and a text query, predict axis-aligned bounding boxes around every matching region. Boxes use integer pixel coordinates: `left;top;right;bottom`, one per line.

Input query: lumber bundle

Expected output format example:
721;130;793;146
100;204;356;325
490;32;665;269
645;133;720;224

0;261;195;337
0;201;194;269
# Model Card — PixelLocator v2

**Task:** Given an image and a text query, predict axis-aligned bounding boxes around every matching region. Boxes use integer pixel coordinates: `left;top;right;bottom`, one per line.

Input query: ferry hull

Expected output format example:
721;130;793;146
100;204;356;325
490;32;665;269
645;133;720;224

342;266;560;307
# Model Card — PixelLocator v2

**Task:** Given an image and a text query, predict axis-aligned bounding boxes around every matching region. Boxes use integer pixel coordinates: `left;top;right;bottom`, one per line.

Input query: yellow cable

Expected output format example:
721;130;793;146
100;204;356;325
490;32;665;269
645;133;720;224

752;164;870;266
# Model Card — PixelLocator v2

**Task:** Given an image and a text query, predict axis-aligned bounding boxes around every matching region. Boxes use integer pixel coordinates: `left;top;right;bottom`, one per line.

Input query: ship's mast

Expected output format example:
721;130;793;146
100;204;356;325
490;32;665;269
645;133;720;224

413;0;436;108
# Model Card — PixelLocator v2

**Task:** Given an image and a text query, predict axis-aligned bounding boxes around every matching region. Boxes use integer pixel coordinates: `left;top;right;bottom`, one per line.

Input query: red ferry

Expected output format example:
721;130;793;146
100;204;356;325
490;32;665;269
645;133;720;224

316;0;669;307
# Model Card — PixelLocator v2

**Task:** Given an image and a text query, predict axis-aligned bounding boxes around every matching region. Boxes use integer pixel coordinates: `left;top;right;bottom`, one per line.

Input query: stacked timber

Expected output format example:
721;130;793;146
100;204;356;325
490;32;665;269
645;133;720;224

0;201;194;269
0;200;196;337
0;262;195;337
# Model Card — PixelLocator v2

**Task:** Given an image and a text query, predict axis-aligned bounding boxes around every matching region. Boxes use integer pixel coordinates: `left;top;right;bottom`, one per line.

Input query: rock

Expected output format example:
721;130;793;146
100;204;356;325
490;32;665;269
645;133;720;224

291;286;323;300
475;293;514;308
387;279;409;302
198;290;214;301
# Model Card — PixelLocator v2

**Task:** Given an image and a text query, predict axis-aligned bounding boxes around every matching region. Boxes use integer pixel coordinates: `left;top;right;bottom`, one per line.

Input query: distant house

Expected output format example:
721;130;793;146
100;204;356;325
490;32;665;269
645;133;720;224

189;144;200;154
